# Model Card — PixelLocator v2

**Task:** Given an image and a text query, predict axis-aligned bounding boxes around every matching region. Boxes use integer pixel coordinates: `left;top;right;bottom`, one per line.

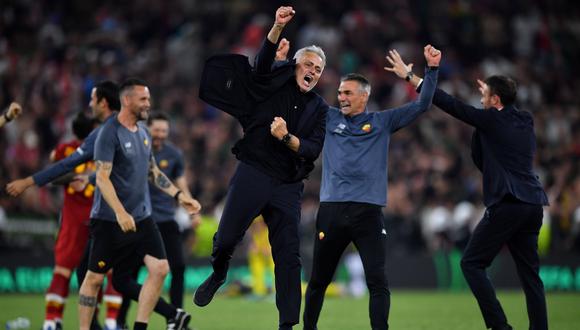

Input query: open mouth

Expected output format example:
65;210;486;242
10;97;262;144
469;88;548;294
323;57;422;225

304;75;313;83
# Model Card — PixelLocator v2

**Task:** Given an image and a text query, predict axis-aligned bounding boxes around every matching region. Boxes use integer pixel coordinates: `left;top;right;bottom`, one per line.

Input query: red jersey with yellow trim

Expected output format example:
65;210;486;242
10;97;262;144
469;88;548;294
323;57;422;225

53;140;95;208
52;140;96;268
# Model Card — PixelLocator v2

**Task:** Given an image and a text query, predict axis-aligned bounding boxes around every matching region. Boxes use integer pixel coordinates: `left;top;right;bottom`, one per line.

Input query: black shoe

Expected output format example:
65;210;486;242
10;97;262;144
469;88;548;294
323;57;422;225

167;308;191;330
491;324;513;330
193;272;225;307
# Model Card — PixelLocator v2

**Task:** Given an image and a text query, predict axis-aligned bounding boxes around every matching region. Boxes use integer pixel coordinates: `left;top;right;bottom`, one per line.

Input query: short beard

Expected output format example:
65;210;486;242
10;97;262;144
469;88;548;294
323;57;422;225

137;110;149;121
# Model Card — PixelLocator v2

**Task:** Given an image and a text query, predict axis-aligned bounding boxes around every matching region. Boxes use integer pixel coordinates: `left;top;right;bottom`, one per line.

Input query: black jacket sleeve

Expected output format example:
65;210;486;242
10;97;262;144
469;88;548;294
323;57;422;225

254;39;278;74
296;98;328;161
417;83;493;130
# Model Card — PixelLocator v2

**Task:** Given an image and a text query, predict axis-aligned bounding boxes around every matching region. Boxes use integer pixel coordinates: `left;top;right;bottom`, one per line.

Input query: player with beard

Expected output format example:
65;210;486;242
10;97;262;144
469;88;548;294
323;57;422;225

78;78;200;330
115;112;199;328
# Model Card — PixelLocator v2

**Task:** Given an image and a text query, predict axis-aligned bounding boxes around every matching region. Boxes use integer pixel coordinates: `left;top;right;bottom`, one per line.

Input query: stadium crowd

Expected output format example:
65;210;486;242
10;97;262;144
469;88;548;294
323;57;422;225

0;0;578;257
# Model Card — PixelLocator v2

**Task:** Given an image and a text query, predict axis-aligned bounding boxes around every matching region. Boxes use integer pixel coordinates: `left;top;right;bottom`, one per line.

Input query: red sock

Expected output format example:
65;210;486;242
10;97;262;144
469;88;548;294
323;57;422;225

45;273;70;321
104;273;122;321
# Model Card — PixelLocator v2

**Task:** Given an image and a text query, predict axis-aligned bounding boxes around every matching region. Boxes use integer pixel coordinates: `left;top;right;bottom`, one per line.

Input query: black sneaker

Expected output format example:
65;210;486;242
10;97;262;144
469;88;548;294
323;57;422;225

167;308;191;330
193;272;226;307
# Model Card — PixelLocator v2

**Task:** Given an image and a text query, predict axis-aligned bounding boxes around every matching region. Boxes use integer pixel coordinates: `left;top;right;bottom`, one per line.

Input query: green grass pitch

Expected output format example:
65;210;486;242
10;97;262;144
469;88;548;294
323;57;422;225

1;291;579;329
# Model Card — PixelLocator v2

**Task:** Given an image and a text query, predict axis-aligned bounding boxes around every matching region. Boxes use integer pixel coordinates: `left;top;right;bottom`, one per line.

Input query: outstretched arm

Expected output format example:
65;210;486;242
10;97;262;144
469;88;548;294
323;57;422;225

382;45;440;132
6;136;96;196
255;6;295;74
386;48;492;129
267;6;295;45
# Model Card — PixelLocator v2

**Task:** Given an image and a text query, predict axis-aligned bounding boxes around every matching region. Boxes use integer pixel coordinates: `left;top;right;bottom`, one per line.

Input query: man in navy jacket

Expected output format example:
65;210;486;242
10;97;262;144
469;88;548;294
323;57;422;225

387;50;549;330
195;6;328;330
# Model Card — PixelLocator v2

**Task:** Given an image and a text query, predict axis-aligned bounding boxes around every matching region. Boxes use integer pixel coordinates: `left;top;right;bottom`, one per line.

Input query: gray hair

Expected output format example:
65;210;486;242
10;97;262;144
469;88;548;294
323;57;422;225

293;45;326;67
340;73;371;96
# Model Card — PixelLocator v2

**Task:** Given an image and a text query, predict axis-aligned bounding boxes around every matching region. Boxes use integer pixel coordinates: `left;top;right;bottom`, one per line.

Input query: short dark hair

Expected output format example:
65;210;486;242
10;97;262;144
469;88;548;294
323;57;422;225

340;73;371;95
119;78;148;95
485;75;517;106
95;80;120;111
72;111;96;140
147;112;169;126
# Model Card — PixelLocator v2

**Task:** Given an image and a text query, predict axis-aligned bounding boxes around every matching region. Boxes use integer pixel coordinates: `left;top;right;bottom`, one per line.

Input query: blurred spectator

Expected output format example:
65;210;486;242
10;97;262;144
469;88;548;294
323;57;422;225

0;0;578;258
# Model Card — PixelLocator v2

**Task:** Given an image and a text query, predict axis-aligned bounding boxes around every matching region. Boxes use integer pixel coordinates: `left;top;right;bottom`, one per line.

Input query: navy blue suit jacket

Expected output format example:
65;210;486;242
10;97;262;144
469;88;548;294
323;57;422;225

431;88;548;207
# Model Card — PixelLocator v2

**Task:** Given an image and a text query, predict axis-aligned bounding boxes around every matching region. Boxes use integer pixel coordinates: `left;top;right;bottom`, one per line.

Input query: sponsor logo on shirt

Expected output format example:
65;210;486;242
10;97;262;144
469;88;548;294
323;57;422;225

362;123;372;132
333;123;346;134
124;142;132;149
159;159;169;169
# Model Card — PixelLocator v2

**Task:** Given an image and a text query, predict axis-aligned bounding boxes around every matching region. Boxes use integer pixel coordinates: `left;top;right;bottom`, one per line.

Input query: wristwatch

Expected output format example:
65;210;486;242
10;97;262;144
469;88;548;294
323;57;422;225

405;71;414;82
281;133;292;144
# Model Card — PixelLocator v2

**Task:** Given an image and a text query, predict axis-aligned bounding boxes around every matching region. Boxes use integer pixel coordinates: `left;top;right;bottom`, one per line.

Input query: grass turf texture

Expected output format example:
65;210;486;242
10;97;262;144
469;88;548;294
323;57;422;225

1;291;579;329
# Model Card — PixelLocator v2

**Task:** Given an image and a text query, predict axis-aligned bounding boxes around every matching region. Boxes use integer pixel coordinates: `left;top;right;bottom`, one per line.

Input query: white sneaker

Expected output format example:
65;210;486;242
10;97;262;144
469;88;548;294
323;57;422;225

104;318;118;330
42;320;58;330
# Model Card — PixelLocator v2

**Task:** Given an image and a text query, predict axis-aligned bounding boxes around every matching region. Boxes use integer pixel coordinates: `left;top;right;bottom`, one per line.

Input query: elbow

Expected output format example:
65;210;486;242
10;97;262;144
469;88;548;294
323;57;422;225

298;145;322;161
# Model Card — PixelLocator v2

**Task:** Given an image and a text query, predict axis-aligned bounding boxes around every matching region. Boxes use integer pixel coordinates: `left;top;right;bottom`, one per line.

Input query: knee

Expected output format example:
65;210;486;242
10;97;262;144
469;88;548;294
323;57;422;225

272;243;301;269
308;279;330;292
148;259;170;279
54;265;72;278
365;272;389;293
83;272;105;289
214;233;240;254
460;256;479;272
308;274;332;291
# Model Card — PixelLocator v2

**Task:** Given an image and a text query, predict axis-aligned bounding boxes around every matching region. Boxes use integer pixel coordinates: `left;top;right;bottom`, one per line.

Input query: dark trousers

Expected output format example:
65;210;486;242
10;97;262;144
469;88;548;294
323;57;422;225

211;162;303;328
117;220;185;323
158;220;186;308
304;202;390;330
461;197;547;330
77;234;176;324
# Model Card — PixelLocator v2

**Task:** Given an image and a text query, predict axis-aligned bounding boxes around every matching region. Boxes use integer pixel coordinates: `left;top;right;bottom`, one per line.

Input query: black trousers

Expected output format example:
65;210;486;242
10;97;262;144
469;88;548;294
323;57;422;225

461;197;547;330
211;162;303;328
303;202;390;330
77;221;177;323
157;220;186;308
116;221;185;324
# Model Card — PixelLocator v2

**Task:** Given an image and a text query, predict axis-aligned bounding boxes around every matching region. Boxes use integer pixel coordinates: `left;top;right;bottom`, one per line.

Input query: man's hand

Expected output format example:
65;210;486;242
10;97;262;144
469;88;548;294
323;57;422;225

190;213;202;229
384;49;413;79
178;195;202;215
275;6;295;27
6;177;34;197
116;211;136;232
6;102;23;121
424;44;441;67
275;38;290;61
270;117;288;140
70;174;89;192
476;79;487;97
